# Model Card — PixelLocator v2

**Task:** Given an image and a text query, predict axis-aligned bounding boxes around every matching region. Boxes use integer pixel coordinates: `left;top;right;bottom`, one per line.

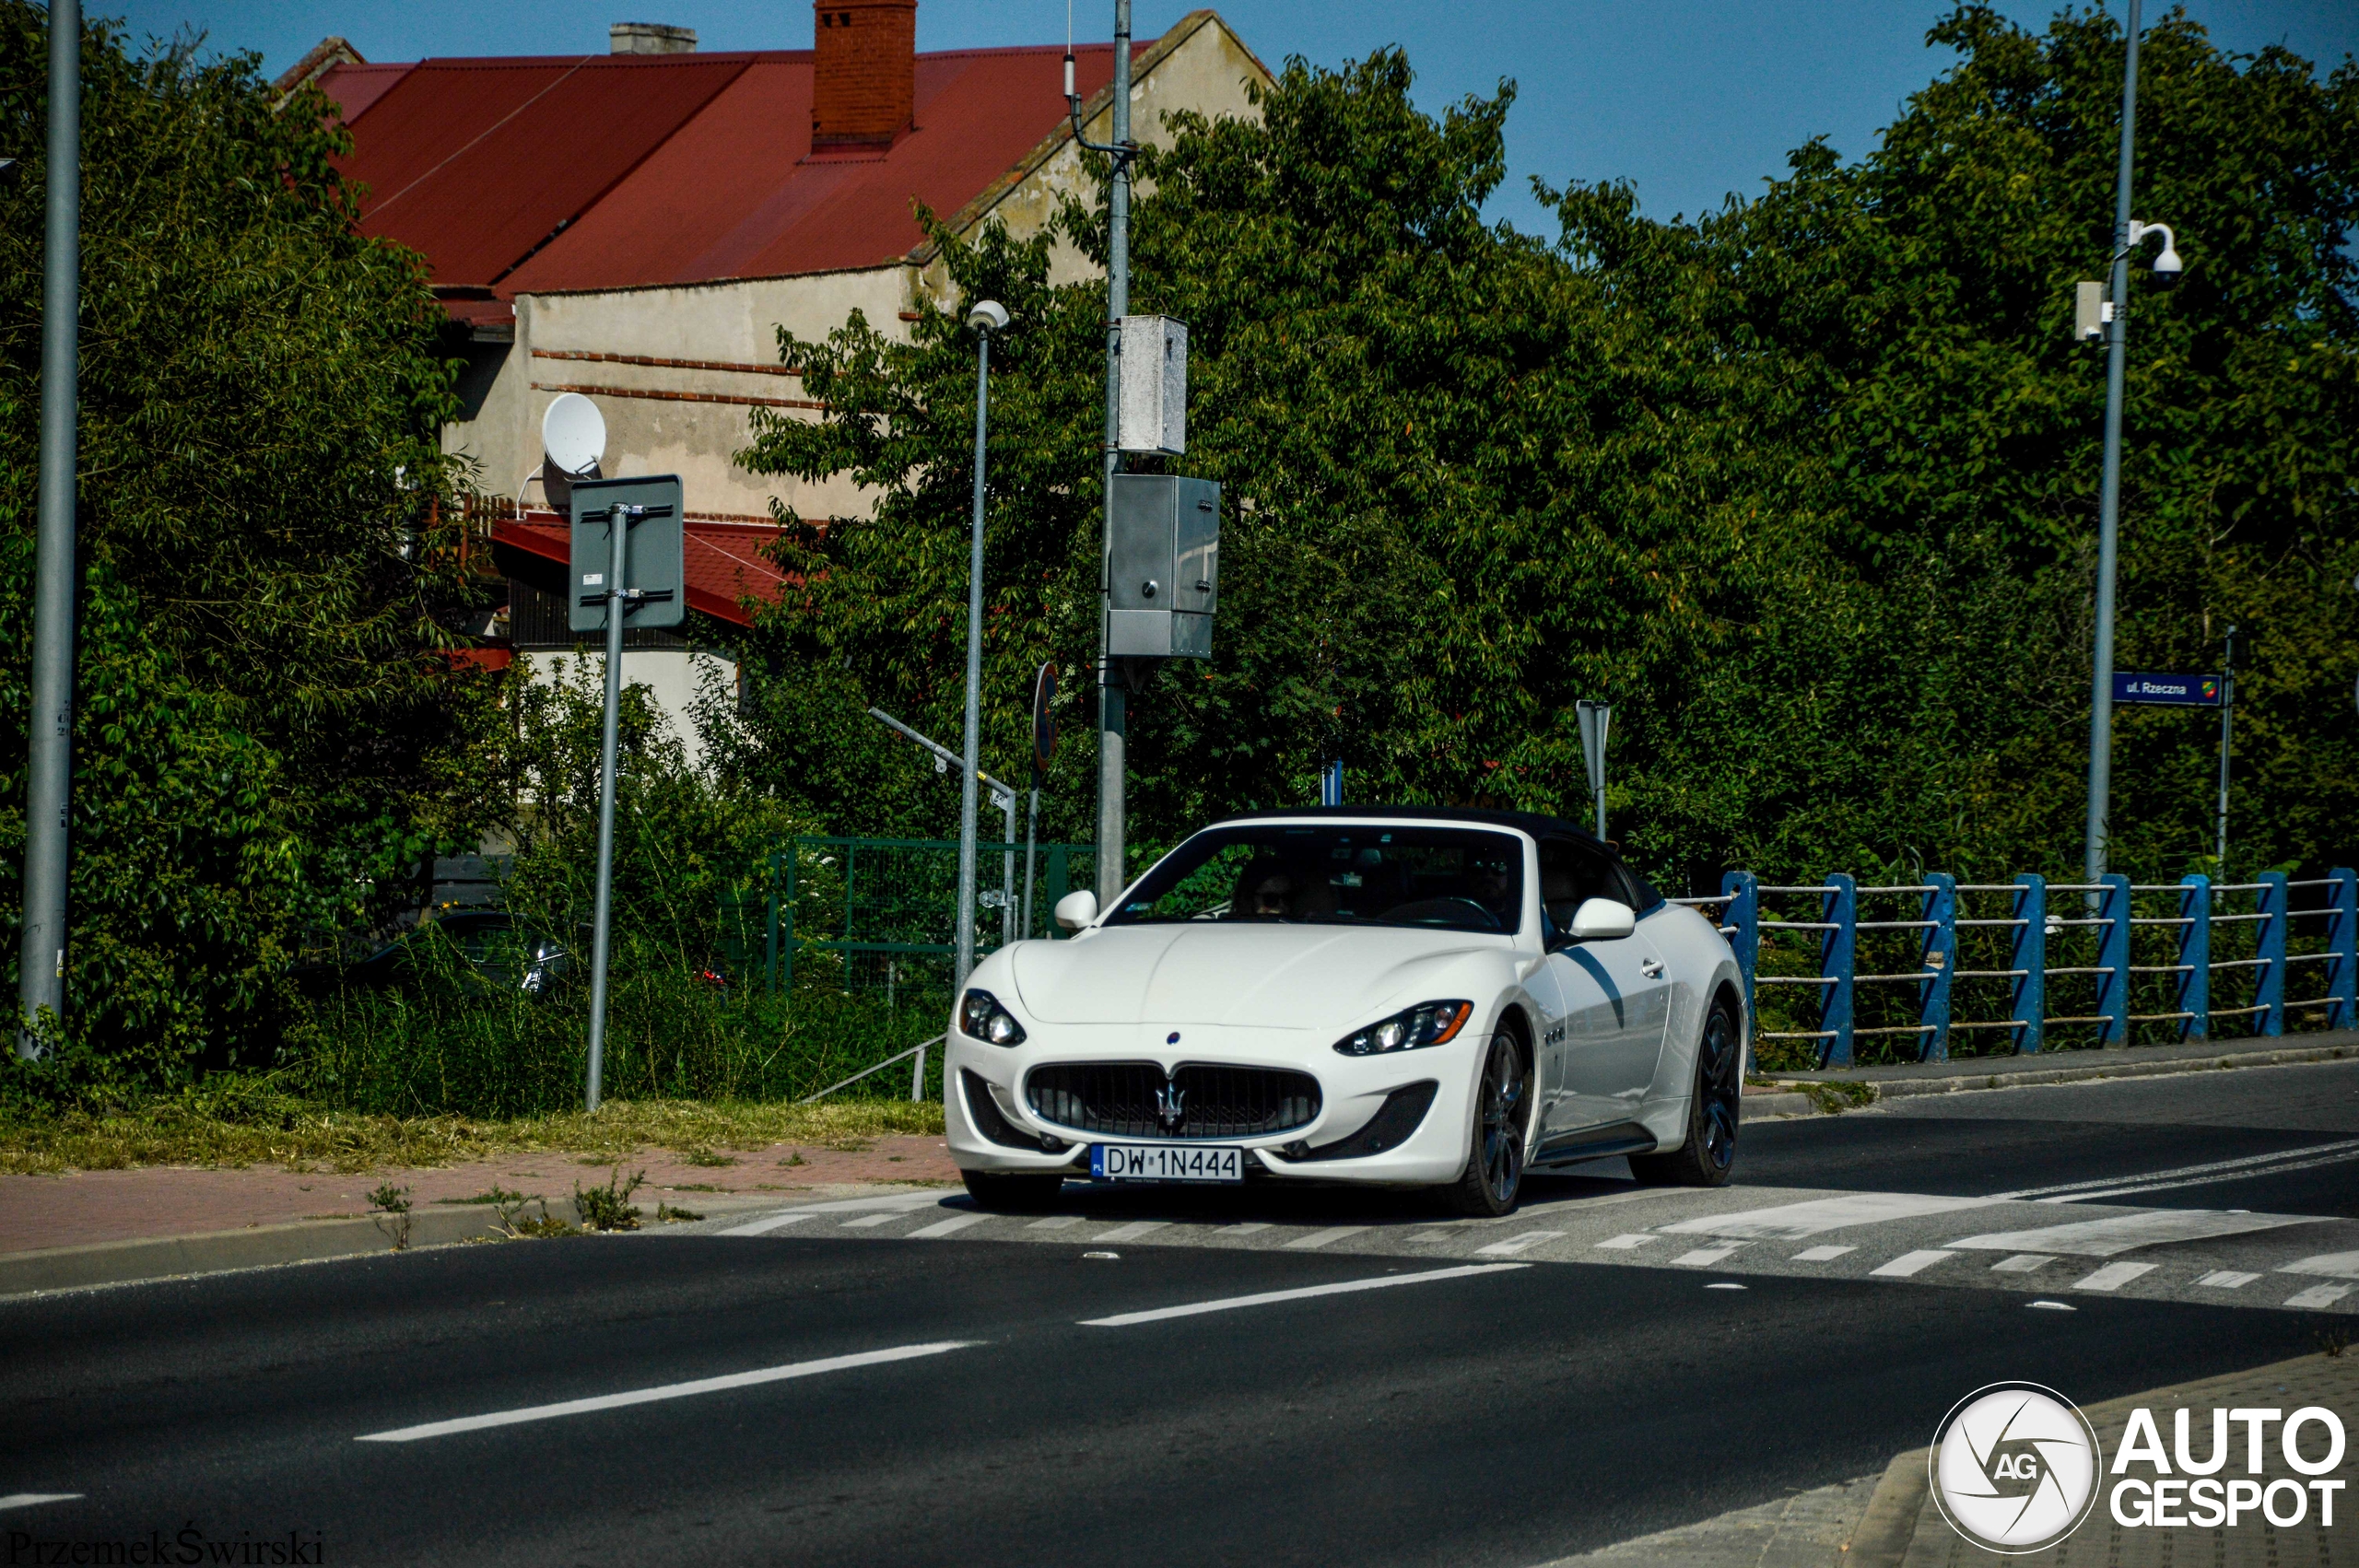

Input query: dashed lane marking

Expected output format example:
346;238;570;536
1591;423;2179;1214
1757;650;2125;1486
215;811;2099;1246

1661;1192;2001;1240
2285;1284;2353;1310
1989;1255;2055;1273
1286;1226;1372;1250
355;1341;978;1442
2072;1262;2157;1292
0;1497;82;1513
1595;1235;1655;1250
1672;1244;1744;1268
1870;1250;1957;1279
1475;1231;1565;1257
907;1214;992;1239
1791;1246;1854;1262
841;1213;899;1229
1026;1216;1083;1231
2195;1270;2260;1289
1092;1221;1169;1243
2279;1250;2359;1281
1946;1209;2323;1258
719;1212;815;1236
1079;1265;1528;1328
1226;1223;1275;1235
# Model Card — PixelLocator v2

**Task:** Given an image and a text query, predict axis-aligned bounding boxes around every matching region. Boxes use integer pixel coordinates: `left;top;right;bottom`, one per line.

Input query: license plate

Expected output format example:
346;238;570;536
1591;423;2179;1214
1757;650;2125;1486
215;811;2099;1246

1090;1143;1243;1183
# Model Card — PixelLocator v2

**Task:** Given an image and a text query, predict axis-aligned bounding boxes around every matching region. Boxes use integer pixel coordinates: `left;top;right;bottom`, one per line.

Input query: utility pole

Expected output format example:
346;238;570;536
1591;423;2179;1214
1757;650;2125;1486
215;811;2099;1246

1080;0;1134;907
18;0;80;1058
2083;0;2142;891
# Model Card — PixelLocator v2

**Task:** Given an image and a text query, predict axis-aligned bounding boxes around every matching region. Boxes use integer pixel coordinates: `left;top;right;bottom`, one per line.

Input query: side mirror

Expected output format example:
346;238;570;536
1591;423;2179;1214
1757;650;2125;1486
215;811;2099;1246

1053;889;1099;932
1567;896;1635;942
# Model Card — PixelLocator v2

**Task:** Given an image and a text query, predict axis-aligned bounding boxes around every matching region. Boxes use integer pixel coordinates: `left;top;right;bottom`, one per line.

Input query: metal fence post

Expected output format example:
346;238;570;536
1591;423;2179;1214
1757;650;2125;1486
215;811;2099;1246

1720;871;1759;1070
1820;872;1857;1069
781;847;799;992
2330;868;2359;1032
766;851;782;996
1919;872;1956;1061
2255;870;2286;1036
2177;872;2210;1041
1046;847;1068;939
2096;872;2131;1044
2011;873;2046;1055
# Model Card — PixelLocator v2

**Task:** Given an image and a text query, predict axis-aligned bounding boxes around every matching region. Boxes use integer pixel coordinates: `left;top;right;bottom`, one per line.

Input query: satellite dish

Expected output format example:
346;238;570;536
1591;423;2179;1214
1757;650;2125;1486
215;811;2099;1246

540;392;605;512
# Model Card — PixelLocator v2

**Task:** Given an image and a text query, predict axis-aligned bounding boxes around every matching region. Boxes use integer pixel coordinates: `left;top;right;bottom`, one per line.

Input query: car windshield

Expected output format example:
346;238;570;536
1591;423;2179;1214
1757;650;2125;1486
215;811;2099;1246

1107;824;1524;935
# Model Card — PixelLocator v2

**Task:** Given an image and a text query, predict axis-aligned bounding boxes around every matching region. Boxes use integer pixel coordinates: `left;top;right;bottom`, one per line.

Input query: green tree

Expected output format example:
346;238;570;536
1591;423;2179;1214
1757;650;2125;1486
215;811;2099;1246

0;5;493;1076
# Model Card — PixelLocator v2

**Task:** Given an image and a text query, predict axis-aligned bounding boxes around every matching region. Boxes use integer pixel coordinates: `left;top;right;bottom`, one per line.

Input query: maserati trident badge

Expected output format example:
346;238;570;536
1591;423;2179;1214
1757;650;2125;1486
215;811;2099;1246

1155;1079;1187;1134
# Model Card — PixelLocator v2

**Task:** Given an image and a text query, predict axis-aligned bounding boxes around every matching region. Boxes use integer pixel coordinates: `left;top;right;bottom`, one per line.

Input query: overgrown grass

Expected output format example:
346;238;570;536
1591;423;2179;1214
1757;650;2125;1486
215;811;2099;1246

0;1075;945;1176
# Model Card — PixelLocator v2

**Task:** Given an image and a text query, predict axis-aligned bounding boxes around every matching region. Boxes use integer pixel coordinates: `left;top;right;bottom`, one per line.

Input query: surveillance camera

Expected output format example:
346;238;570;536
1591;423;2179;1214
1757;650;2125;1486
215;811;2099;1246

965;299;1011;334
2152;246;2183;287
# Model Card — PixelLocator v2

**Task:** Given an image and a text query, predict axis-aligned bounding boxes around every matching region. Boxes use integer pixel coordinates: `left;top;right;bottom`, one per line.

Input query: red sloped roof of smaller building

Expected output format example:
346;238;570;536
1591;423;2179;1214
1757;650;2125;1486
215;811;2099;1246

493;511;791;627
323;38;1137;293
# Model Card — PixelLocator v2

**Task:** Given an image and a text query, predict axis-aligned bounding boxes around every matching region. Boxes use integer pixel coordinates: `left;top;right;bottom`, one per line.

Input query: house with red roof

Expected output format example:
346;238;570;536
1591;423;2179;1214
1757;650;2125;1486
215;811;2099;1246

288;4;1265;755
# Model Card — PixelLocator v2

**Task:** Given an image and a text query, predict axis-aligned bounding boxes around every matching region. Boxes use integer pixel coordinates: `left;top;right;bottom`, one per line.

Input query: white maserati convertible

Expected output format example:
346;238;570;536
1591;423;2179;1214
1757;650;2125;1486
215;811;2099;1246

945;808;1746;1215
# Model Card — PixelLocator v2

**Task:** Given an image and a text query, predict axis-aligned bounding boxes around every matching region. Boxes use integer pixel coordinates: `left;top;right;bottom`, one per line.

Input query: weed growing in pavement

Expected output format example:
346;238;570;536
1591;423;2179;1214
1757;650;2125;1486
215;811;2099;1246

368;1183;414;1250
2318;1328;2349;1359
655;1202;704;1223
574;1167;647;1231
436;1185;528;1206
682;1149;736;1166
1798;1081;1878;1115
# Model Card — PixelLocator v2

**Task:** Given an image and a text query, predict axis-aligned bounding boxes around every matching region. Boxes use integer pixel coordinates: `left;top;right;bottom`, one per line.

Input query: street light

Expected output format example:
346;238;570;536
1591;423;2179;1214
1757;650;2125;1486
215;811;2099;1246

2081;0;2189;895
954;299;1010;992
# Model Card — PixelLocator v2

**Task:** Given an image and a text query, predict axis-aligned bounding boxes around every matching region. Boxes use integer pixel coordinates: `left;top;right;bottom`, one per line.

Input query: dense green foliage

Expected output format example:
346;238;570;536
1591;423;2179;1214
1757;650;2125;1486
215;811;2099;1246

737;8;2356;895
0;5;497;1075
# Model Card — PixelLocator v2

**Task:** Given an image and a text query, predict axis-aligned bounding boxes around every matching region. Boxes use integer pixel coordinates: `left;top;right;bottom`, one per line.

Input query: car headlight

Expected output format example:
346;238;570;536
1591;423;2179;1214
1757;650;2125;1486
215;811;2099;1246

1333;1000;1473;1057
958;989;1027;1047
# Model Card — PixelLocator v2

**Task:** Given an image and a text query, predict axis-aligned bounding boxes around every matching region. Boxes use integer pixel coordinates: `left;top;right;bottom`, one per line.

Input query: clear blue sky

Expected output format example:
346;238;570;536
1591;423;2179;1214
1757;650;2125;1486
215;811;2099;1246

103;0;2359;235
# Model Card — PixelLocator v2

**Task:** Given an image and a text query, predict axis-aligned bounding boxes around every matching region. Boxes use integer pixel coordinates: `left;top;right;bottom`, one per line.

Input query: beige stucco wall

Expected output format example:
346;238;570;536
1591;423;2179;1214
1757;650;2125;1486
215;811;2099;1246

441;10;1270;527
518;649;738;770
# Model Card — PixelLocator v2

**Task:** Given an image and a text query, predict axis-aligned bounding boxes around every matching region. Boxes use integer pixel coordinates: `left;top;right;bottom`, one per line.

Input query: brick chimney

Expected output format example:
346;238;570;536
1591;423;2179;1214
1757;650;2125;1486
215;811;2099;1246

811;0;916;149
611;22;697;53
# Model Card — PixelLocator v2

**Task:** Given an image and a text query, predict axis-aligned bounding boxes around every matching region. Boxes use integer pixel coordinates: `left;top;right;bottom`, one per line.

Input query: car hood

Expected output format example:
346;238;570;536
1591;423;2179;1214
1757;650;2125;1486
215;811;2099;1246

1007;922;1504;1028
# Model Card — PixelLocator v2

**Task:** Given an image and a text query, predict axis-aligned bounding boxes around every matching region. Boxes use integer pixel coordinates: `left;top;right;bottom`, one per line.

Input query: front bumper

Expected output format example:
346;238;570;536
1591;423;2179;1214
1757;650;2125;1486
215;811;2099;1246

945;1023;1479;1187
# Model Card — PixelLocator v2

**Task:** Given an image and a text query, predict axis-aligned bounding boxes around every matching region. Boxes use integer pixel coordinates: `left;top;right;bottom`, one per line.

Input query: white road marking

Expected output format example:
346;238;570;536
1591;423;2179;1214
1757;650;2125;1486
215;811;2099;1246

355;1340;977;1442
1286;1226;1371;1250
907;1213;992;1239
2072;1262;2157;1292
1989;1255;2055;1273
1946;1209;2320;1258
1093;1221;1169;1243
1991;1139;2359;1203
720;1212;815;1236
1871;1250;1957;1278
1476;1231;1565;1257
1081;1265;1527;1328
2195;1270;2260;1289
1704;1282;1746;1291
2285;1284;2353;1310
1026;1216;1083;1230
1661;1191;2001;1240
2027;1301;2075;1311
2278;1251;2359;1280
1226;1223;1275;1235
1594;1235;1656;1250
1672;1244;1744;1267
1791;1246;1855;1262
794;1192;952;1214
0;1496;81;1513
841;1213;899;1229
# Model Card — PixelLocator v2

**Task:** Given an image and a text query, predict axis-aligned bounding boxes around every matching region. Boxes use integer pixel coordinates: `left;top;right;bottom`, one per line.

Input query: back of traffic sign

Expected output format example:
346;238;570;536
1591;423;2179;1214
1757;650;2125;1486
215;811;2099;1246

568;475;687;634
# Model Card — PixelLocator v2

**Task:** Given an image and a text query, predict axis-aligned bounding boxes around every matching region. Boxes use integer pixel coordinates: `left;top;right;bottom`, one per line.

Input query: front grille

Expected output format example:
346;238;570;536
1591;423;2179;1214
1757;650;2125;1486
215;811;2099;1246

1025;1062;1321;1141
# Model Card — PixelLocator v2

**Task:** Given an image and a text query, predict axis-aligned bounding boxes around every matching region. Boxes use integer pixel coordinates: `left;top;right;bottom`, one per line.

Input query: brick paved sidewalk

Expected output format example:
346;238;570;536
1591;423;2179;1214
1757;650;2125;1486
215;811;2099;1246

0;1136;961;1255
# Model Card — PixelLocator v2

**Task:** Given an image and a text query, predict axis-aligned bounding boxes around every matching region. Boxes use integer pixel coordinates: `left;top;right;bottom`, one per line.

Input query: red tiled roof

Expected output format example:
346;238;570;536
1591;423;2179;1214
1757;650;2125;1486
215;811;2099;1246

493;511;792;627
325;40;1133;294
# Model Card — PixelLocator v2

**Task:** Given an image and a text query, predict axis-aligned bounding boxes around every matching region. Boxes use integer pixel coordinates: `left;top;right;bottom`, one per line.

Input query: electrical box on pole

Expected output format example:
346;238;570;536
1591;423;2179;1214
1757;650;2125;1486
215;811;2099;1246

2073;281;2106;343
568;475;686;633
1117;315;1187;455
1108;474;1218;659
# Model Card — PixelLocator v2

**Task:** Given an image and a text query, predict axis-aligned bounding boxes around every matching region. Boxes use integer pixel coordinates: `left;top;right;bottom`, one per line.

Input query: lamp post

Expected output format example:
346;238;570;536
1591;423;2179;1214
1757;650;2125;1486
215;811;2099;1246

955;300;1010;991
2082;0;2186;892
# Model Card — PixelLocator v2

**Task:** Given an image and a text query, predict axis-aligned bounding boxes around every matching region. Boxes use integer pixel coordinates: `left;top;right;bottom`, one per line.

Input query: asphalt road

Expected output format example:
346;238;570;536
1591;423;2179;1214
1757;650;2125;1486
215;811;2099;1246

3;1059;2353;1568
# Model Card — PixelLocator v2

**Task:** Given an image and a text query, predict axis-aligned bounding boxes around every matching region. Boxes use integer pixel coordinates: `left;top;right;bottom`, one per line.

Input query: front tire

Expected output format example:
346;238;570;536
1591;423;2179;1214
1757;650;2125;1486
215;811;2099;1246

1447;1031;1532;1216
960;1170;1066;1212
1631;994;1741;1188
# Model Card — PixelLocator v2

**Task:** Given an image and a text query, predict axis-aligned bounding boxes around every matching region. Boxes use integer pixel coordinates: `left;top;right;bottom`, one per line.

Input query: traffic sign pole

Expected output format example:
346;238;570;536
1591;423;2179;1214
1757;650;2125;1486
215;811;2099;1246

2215;626;2236;871
584;501;629;1112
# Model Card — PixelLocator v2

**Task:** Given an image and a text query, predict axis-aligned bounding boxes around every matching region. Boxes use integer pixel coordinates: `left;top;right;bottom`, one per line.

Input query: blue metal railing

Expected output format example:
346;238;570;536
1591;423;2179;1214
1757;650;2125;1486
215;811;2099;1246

1672;866;2358;1070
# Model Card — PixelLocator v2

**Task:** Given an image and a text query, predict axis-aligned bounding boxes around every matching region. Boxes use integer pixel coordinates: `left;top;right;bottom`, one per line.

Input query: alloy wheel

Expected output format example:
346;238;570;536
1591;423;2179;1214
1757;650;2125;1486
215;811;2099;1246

1696;1005;1740;1173
1479;1036;1527;1204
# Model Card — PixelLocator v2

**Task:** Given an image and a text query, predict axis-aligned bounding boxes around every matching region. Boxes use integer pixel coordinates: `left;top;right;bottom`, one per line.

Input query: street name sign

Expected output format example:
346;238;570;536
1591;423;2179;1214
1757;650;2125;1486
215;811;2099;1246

2112;673;2222;708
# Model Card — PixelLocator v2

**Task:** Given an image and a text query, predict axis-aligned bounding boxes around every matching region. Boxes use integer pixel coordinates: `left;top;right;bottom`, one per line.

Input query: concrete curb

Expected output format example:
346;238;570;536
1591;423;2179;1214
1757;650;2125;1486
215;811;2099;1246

1845;1448;1930;1568
1767;1036;2355;1108
0;1190;792;1301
